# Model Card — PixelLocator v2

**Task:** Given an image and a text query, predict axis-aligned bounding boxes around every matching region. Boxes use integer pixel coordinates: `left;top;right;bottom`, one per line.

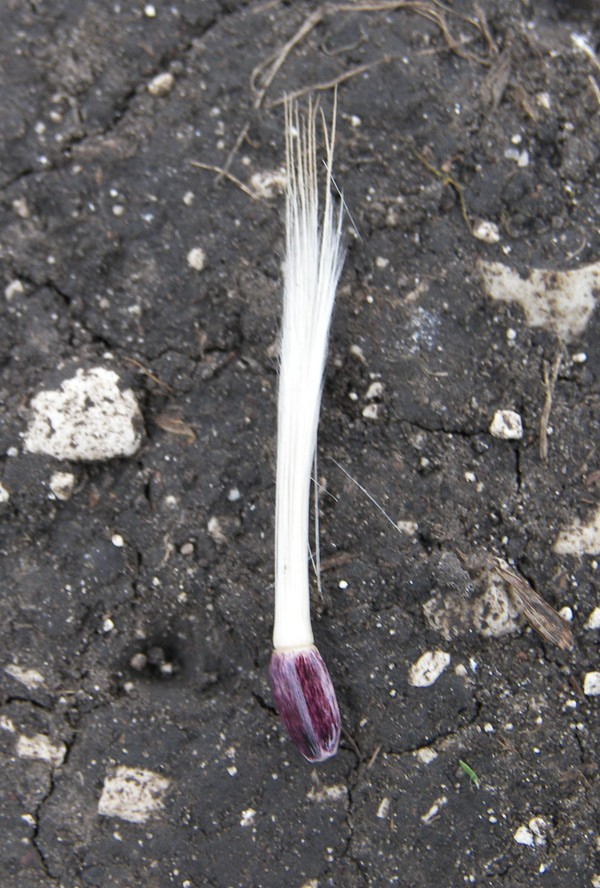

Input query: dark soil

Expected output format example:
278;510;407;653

2;1;600;886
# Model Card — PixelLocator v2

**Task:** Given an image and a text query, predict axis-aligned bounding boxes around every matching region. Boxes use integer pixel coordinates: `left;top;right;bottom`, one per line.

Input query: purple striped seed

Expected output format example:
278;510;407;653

270;645;341;762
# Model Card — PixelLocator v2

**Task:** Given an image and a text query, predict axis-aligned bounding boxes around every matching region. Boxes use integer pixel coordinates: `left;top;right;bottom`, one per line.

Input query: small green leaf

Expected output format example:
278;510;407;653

459;759;481;789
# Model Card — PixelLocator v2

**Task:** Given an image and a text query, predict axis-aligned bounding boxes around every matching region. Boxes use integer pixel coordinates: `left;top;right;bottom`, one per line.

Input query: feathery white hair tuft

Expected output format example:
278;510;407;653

273;96;345;650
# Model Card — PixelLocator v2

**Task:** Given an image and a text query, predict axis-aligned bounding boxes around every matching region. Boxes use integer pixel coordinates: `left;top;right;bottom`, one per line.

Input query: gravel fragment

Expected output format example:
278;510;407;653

408;651;451;687
49;471;76;500
583;672;600;696
24;367;144;461
148;71;174;97
98;766;170;823
490;410;523;440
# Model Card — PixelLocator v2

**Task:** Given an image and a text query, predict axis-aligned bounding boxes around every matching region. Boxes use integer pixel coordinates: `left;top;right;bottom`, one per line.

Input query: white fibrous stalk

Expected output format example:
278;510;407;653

270;97;344;762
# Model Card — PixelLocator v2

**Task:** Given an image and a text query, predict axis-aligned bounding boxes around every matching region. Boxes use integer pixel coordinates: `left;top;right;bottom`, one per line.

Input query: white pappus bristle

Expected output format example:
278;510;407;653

273;97;345;651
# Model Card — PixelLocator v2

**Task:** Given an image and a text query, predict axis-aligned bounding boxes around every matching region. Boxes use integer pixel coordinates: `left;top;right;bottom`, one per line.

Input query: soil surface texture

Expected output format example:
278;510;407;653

2;1;600;887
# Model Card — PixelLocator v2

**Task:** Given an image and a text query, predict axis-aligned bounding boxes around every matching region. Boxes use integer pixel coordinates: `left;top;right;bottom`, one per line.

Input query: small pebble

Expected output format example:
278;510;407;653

376;798;391;819
409;650;450;687
98;767;170;823
529;816;549;842
24;367;143;462
208;516;227;544
148;72;174;97
49;472;76;501
473;220;500;244
187;247;206;271
240;808;256;827
583;672;600;696
536;92;551;110
130;653;148;671
586;607;600;629
12;197;30;218
17;733;66;767
490;409;523;440
5;279;25;300
365;381;384;400
514;825;534;847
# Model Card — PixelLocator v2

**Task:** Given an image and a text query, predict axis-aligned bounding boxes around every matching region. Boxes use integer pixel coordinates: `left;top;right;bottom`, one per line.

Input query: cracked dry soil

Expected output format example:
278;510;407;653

2;1;600;886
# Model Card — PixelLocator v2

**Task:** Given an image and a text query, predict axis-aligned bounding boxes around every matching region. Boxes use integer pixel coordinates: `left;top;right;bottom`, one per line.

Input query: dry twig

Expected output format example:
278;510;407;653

252;1;492;109
189;160;260;200
251;7;325;109
268;58;391;107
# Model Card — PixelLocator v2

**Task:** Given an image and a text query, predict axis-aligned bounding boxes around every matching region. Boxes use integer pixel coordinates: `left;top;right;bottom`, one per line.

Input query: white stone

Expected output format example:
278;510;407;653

479;259;600;342
249;169;286;199
148;72;174;97
586;607;600;629
240;808;256;827
376;797;391;819
473;220;500;244
514;825;535;847
554;506;600;556
49;471;76;500
536;92;551;110
366;381;384;400
208;516;227;544
421;795;448;823
414;747;438;764
408;650;450;687
529;816;549;843
490;409;523;440
24;367;143;461
5;664;44;689
472;574;521;638
187;247;206;271
17;733;66;767
583;672;600;696
307;784;348;804
98;766;170;823
0;482;9;503
5;279;25;300
396;519;418;535
12;197;30;218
